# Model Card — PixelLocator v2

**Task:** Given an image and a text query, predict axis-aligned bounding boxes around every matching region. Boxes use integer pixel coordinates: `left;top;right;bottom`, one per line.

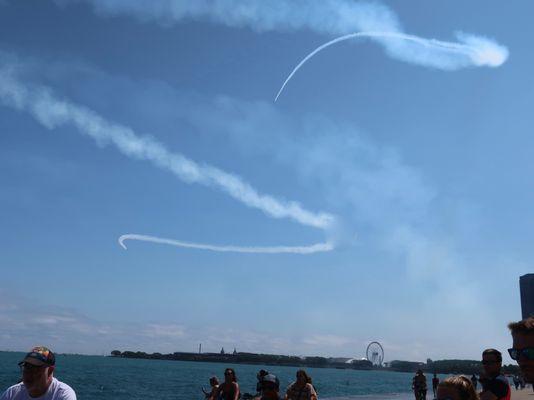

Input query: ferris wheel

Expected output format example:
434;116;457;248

366;341;384;366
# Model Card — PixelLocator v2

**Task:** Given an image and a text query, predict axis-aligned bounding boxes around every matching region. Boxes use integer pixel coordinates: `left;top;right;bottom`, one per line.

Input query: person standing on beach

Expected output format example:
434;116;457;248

478;349;510;400
508;317;534;383
412;370;427;400
0;346;76;400
285;370;317;400
215;368;240;400
432;373;440;399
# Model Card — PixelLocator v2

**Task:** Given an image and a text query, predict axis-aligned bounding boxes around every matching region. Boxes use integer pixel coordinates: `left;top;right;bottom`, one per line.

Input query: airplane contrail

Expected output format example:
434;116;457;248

275;31;508;101
119;234;334;254
0;67;335;254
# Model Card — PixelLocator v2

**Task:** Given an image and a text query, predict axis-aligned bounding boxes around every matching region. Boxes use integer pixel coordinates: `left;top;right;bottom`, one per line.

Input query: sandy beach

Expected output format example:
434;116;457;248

512;388;534;400
324;387;534;400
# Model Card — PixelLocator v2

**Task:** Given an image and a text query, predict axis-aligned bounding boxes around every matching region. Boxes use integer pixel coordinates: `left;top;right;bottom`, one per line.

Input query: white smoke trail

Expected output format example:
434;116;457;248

0;68;335;253
275;31;509;101
71;0;508;73
119;234;334;254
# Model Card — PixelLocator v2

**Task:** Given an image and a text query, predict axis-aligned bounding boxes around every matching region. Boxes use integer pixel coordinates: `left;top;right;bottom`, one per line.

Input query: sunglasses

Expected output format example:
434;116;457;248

18;362;46;372
481;360;499;365
508;347;534;361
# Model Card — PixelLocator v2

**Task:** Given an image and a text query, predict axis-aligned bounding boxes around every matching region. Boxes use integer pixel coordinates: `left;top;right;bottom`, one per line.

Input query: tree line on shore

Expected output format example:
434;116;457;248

110;350;373;369
109;351;520;374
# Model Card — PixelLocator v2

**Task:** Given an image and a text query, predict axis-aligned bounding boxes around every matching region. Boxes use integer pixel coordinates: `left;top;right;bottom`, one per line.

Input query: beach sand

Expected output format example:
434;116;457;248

324;387;534;400
323;393;414;400
512;388;534;400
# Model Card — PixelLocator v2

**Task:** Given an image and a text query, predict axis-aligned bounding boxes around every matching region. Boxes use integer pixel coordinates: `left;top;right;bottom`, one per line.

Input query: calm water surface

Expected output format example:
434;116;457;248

0;352;423;400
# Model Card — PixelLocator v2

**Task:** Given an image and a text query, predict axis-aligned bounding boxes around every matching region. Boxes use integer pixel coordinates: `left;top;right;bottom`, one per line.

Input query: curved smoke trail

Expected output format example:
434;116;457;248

0;68;335;255
119;234;334;254
275;31;508;101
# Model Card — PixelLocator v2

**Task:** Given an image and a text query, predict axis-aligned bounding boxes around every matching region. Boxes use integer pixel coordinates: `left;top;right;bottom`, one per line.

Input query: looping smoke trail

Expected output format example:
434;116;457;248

119;234;334;254
275;31;509;101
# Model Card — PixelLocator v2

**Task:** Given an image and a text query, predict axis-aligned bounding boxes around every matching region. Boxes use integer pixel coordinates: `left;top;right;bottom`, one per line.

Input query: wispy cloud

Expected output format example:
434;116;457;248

0;291;370;357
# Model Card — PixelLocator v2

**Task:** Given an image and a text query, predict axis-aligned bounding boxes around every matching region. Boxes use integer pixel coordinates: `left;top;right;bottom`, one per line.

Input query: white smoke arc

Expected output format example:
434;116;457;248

0;68;335;254
275;31;509;101
119;234;334;254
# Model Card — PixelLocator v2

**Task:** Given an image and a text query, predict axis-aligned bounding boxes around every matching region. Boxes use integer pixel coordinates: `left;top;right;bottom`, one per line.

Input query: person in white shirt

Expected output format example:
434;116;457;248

0;346;76;400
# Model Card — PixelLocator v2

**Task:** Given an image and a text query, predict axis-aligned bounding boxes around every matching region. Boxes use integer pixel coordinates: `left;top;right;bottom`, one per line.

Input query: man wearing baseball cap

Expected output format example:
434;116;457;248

0;346;76;399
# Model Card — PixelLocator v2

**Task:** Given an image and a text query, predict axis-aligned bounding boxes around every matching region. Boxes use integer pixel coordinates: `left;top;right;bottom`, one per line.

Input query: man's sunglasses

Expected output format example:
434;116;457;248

508;347;534;361
17;362;46;372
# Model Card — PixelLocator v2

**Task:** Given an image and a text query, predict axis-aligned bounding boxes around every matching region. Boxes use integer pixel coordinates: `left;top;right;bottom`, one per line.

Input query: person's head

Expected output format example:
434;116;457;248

257;369;268;380
508;317;534;383
18;346;56;396
261;374;279;398
481;349;502;377
296;369;311;385
224;368;237;383
437;376;478;400
209;376;219;387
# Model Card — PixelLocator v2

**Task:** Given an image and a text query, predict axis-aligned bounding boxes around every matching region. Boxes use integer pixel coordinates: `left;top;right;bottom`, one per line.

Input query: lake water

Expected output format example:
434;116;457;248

0;351;420;400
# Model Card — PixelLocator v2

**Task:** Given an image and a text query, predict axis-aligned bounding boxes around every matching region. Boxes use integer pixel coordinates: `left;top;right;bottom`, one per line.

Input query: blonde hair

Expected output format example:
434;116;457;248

438;376;478;400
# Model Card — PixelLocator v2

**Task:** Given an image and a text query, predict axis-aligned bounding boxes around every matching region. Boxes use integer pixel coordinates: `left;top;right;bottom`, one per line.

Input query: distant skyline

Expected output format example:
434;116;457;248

0;1;531;363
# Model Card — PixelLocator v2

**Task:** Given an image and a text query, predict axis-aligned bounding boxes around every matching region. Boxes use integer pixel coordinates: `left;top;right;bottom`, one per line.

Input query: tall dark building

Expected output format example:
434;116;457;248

520;274;534;319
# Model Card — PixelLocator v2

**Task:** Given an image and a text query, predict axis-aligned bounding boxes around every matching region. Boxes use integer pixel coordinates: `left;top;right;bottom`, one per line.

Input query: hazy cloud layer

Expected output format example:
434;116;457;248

0;291;374;358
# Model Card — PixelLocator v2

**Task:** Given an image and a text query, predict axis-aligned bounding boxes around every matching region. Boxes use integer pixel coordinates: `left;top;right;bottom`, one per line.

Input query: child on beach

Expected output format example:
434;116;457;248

203;376;220;400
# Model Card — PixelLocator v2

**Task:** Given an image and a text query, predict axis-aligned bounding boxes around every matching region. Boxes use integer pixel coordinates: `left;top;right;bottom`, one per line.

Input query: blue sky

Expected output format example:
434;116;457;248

0;1;531;362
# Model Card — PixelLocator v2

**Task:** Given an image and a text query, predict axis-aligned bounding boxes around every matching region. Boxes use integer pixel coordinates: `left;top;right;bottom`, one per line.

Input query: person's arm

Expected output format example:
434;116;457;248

233;382;240;400
309;383;318;400
212;385;222;400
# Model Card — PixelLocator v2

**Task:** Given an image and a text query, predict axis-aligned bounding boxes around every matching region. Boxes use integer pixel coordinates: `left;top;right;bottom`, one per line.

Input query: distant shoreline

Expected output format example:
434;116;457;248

110;350;375;371
108;350;520;375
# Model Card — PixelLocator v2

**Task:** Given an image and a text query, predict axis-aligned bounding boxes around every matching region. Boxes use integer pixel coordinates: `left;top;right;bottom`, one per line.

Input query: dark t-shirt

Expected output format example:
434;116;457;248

481;375;509;400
